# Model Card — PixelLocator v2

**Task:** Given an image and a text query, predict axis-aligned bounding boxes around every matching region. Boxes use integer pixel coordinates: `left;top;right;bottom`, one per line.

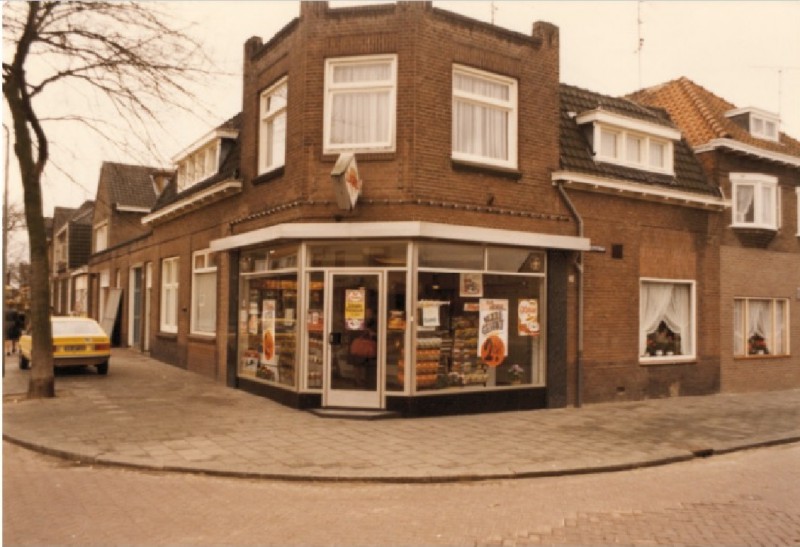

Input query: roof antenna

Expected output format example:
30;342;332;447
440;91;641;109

751;65;800;121
490;1;498;25
636;0;644;89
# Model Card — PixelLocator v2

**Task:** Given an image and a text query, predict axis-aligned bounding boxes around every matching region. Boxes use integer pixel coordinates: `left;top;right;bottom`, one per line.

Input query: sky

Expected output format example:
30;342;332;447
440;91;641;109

3;0;800;260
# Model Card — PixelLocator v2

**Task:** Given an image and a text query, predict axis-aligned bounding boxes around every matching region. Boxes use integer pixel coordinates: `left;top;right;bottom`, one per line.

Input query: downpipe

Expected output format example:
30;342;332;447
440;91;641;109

556;182;584;408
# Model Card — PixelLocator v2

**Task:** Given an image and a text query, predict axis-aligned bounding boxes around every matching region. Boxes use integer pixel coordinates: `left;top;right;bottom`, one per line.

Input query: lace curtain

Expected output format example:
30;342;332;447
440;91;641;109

733;300;745;355
453;72;509;161
641;282;692;355
735;185;755;223
329;62;392;147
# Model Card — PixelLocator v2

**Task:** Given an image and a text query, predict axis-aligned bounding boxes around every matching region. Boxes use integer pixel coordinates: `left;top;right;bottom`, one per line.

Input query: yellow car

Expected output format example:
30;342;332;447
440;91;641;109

19;317;111;375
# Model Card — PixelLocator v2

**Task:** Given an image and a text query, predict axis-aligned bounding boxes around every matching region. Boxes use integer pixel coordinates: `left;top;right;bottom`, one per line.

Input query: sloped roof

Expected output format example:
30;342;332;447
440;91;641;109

53;206;77;233
152;113;242;214
70;200;95;225
559;83;717;197
628;77;800;158
100;162;163;210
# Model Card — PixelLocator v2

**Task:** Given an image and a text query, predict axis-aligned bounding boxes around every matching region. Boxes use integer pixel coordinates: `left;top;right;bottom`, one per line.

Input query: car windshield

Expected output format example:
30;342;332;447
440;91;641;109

52;320;105;337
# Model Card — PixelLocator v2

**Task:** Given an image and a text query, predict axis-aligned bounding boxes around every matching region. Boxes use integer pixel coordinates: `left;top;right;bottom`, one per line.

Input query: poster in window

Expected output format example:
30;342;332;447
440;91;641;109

518;299;540;336
345;288;366;331
421;303;440;327
479;299;508;367
460;272;483;297
242;349;259;371
308;308;323;332
261;299;276;365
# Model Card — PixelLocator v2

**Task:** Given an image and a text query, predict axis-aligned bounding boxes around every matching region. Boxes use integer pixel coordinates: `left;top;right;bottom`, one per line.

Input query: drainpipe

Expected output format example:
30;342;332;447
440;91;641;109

556;182;583;408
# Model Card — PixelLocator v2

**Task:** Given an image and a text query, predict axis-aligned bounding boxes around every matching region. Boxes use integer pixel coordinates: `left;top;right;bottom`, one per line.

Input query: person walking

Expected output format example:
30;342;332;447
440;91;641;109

5;309;21;356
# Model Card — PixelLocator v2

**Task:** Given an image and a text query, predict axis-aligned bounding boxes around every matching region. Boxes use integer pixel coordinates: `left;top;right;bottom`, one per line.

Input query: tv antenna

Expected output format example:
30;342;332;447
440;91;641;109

490;1;498;25
751;66;800;119
635;0;645;89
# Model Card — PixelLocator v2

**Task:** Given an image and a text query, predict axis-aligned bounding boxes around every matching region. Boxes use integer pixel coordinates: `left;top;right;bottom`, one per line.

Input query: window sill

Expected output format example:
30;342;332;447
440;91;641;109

157;331;178;340
450;159;522;180
733;354;790;361
639;355;696;366
252;166;285;186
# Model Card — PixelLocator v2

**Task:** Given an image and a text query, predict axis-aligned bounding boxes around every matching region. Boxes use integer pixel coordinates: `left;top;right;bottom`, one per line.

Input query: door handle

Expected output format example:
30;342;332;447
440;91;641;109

328;332;342;345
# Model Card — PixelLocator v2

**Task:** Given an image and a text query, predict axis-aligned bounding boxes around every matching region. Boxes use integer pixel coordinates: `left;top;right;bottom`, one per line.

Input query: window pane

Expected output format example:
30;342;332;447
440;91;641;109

487;248;544;273
626;135;643;163
193;271;217;333
454;72;509;101
649;141;665;168
775;300;786;355
333;62;391;84
308;242;406;268
760;185;775;225
733;299;745;356
735;185;755;223
418;243;483;270
331;91;390;145
747;299;772;355
600;130;617;158
453;101;508;160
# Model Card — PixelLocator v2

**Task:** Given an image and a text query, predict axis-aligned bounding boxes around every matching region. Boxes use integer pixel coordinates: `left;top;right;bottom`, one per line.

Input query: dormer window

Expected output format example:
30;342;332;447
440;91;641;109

176;141;219;192
577;110;680;175
725;107;780;142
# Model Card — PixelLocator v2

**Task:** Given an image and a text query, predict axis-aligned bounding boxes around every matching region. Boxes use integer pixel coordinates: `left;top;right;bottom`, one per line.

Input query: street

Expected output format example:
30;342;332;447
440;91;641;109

4;441;799;546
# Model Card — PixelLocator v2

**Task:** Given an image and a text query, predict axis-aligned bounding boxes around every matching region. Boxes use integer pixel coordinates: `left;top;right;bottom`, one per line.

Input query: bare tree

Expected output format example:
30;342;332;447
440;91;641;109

3;2;208;398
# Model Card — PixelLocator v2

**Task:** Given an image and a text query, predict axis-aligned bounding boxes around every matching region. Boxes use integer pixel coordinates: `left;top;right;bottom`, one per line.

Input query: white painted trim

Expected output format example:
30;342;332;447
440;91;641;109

694;138;800;167
725;106;779;121
115;205;151;213
639;277;697;362
210;221;591;253
171;128;239;163
575;109;682;141
142;180;242;225
552;170;727;210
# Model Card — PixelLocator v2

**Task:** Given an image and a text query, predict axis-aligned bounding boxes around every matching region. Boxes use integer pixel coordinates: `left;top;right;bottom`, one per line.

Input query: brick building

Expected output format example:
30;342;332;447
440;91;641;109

630;78;800;393
50;201;94;316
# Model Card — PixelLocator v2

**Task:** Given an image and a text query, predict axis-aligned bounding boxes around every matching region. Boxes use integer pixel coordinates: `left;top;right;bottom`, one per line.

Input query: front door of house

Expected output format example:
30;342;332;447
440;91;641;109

325;272;382;408
129;266;142;349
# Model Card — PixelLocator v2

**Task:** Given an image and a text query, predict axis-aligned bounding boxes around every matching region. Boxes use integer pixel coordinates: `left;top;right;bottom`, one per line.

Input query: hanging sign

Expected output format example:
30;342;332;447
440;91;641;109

345;288;366;330
261;300;277;365
517;299;540;336
331;153;362;210
479;299;509;367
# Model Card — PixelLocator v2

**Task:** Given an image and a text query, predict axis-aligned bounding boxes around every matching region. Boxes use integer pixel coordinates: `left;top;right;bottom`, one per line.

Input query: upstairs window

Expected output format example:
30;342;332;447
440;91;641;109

259;78;287;174
324;55;397;154
595;126;673;174
725;107;780;142
94;222;108;253
731;173;779;230
452;64;518;169
176;142;219;192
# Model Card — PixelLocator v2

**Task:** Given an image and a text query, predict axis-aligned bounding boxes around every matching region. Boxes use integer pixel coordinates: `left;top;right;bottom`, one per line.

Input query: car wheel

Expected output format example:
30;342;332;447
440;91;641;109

19;355;29;370
96;361;109;375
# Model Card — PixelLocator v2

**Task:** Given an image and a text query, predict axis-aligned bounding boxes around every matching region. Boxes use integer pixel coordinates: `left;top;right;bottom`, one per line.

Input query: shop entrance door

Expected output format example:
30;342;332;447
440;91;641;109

325;272;382;408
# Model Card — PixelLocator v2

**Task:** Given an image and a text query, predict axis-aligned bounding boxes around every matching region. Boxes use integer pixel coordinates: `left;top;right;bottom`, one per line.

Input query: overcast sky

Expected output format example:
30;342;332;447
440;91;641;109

4;1;800;257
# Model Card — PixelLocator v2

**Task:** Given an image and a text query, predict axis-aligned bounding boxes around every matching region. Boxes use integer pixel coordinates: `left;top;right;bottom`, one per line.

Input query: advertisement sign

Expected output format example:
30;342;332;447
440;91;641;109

517;299;540;336
331;153;362;210
479;299;509;367
261;299;276;365
345;288;366;330
459;272;483;297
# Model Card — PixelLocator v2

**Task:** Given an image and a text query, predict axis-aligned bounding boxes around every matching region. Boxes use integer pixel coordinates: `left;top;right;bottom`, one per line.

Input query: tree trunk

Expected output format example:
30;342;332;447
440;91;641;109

4;11;55;398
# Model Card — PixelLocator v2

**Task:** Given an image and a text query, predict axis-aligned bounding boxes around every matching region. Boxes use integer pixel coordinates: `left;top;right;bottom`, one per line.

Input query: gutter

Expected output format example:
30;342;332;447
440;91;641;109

556;182;584;408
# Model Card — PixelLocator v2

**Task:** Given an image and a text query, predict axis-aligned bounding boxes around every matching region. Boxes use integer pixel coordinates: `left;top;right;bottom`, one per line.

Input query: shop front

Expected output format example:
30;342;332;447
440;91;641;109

212;221;589;415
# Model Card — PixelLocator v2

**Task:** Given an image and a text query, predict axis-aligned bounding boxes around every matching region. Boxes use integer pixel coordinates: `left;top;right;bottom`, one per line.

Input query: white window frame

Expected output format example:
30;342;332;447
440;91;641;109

176;141;220;192
259;77;288;174
94;221;108;253
452;64;518;170
750;114;779;141
639;278;697;364
191;249;217;336
796;187;800;236
323;54;397;155
730;173;779;230
594;124;674;175
160;257;179;333
733;297;790;357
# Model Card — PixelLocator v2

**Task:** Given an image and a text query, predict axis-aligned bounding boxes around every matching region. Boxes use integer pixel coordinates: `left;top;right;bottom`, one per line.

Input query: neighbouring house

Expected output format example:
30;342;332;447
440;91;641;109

554;84;725;403
89;162;171;345
629;77;800;393
50;201;94;316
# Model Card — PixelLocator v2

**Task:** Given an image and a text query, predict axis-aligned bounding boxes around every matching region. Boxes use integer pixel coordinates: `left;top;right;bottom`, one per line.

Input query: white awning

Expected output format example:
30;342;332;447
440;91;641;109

210;221;591;252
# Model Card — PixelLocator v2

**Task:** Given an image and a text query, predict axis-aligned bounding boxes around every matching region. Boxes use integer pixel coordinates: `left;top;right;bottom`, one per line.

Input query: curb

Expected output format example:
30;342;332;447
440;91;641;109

5;433;799;484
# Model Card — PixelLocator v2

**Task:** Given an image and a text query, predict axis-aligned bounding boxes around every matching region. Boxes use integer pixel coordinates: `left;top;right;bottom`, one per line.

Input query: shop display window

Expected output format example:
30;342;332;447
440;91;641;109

306;272;325;389
308;242;407;268
413;271;544;392
238;273;298;387
386;271;407;392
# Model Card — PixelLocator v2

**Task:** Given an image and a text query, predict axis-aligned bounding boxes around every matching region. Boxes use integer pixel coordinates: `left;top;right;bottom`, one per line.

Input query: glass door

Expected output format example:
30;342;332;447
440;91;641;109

325;272;382;408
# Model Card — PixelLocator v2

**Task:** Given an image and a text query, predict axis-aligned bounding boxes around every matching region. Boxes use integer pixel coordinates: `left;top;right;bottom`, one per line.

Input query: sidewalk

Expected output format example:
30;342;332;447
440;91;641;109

3;348;800;483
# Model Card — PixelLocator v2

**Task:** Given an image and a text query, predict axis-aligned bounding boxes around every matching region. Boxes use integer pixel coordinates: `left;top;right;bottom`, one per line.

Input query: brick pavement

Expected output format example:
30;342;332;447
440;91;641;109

3;349;800;483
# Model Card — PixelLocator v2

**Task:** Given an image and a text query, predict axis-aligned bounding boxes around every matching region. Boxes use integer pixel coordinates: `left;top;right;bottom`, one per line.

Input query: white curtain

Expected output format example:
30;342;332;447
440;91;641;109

747;299;771;340
735;185;755;223
733;300;745;355
640;282;692;354
330;62;391;146
761;185;774;226
775;300;785;354
453;72;509;161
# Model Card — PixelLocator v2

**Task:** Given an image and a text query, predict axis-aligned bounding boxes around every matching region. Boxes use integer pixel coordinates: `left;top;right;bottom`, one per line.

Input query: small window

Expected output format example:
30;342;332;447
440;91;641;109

191;250;217;336
160;257;179;333
452;64;518;169
649;141;666;169
600;129;619;159
324;55;397;154
731;173;779;230
626;134;643;163
94;222;108;253
259;78;287;174
640;279;695;361
734;298;789;357
595;125;673;174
